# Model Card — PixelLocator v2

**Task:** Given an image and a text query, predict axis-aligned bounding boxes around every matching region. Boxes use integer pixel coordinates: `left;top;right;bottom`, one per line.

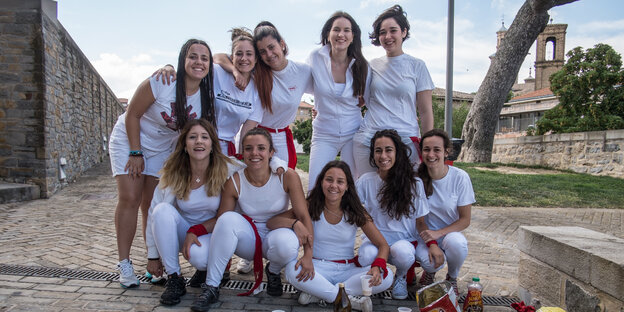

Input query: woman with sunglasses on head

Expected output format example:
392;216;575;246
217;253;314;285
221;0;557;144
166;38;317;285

108;38;215;289
270;160;392;312
415;129;475;297
353;4;434;177
356;129;444;300
145;119;234;306
190;128;313;312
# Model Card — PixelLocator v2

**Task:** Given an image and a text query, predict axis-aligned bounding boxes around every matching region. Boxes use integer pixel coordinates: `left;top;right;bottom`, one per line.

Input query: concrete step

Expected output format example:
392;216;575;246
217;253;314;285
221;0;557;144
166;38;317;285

0;182;40;203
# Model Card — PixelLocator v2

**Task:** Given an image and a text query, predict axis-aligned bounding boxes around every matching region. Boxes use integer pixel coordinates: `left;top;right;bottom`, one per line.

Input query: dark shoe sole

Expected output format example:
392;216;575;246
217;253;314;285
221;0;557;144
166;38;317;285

159;289;186;306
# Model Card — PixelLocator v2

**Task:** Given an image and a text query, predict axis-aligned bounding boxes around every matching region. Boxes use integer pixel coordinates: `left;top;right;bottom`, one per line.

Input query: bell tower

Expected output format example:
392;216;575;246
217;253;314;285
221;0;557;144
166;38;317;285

534;23;567;90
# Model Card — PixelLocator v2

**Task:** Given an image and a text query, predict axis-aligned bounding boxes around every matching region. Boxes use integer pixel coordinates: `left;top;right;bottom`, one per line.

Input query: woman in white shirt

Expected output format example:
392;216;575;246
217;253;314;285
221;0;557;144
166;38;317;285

353;5;434;177
306;11;370;190
415;129;475;297
109;39;215;288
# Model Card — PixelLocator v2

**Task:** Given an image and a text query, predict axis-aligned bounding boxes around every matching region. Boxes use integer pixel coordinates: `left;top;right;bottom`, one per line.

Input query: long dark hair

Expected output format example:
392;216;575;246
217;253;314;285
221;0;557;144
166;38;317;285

307;160;370;227
175;39;216;130
253;21;288;114
369;4;411;46
320;11;368;98
417;129;452;197
370;129;419;220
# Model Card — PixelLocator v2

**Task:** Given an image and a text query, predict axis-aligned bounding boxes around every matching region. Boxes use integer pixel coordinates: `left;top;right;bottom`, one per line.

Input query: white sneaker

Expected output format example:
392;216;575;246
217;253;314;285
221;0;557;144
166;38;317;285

298;292;321;305
349;295;372;312
236;258;253;274
117;259;140;288
392;275;408;299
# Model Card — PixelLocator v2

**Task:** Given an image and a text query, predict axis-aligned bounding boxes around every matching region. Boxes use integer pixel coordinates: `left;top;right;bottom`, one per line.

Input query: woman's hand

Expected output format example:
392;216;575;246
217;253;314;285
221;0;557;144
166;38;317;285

292;220;313;247
366;266;382;286
151;65;177;85
419;229;443;242
182;232;201;260
147;258;163;277
124;156;144;179
428;244;445;269
294;254;315;282
232;69;248;91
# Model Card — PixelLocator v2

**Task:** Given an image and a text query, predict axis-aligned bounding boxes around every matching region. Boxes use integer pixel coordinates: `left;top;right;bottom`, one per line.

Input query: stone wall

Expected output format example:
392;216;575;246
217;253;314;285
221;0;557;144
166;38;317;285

492;130;624;178
0;0;124;197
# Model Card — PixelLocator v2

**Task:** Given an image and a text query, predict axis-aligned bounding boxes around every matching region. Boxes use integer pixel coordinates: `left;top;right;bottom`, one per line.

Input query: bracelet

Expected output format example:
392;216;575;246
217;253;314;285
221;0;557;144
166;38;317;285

371;258;388;278
187;224;208;237
290;219;299;230
129;150;143;157
147;257;160;261
426;240;438;247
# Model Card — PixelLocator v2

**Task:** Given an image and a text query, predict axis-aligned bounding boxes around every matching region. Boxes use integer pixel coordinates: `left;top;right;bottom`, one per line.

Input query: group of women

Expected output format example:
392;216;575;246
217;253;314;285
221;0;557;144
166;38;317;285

108;4;475;312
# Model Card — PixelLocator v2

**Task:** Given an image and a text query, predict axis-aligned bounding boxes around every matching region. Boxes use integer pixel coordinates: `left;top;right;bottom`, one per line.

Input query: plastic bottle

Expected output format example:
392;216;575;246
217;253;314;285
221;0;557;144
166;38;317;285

462;277;483;312
333;283;352;312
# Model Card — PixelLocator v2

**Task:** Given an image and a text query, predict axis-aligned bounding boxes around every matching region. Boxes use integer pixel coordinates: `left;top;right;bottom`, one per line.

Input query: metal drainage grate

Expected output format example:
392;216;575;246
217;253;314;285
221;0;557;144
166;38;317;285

402;291;519;307
221;279;297;294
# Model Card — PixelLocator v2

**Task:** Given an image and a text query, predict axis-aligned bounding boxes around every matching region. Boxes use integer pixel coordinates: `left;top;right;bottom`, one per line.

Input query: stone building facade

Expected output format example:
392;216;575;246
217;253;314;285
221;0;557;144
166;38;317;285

0;0;124;197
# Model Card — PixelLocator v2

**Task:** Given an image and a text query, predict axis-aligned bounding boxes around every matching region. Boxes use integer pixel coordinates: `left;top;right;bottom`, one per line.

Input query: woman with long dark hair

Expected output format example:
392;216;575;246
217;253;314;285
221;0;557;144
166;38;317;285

306;11;370;190
415;129;475;297
108;38;215;288
145;119;232;305
353;5;434;177
356;129;443;300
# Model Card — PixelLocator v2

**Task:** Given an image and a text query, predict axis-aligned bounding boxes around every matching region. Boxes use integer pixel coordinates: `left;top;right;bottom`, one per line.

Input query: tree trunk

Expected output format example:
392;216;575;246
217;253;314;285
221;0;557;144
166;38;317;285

459;0;579;162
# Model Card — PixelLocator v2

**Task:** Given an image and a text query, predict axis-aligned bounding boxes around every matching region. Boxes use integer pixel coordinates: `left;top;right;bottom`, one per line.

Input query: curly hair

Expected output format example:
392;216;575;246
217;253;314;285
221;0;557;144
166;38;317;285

175;39;216;130
369;4;410;47
369;129;419;220
417;129;452;197
158;119;232;200
307;160;371;227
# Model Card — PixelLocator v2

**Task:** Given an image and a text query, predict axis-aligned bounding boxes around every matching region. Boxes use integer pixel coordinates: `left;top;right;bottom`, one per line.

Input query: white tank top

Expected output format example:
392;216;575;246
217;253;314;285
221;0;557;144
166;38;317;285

176;186;221;225
313;211;357;260
234;169;289;225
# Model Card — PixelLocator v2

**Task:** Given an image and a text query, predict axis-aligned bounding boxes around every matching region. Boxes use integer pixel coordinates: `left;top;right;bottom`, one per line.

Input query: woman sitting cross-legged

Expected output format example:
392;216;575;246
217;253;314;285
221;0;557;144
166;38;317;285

145;119;234;306
190;127;314;312
270;160;393;312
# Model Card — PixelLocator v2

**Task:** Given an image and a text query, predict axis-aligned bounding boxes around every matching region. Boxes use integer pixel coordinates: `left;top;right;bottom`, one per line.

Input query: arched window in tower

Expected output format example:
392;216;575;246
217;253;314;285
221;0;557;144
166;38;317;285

545;37;556;61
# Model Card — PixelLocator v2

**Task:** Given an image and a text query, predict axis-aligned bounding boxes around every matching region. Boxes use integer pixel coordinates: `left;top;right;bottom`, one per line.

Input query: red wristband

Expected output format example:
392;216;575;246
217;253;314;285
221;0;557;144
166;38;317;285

187;224;208;237
371;258;388;278
426;240;438;247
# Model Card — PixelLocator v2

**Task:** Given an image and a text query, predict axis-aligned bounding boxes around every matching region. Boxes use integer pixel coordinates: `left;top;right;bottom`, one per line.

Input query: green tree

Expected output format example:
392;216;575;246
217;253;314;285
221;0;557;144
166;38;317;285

292;118;312;154
536;43;624;134
432;96;470;139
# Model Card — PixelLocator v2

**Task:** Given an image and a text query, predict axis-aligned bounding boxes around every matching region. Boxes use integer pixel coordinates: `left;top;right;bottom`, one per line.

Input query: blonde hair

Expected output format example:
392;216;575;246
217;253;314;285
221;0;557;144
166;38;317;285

159;119;232;200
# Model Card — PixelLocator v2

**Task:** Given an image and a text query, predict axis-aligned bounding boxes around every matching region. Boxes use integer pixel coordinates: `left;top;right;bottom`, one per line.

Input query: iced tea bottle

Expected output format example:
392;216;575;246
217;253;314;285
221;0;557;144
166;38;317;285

462;277;483;312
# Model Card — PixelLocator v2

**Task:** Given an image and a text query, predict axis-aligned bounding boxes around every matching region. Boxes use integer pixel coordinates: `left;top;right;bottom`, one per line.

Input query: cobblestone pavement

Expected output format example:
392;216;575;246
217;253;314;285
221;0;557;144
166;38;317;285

0;160;622;311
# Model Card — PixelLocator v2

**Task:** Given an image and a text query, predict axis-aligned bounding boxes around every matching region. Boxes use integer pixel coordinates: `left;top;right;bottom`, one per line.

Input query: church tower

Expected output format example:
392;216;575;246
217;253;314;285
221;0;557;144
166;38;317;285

534;23;567;90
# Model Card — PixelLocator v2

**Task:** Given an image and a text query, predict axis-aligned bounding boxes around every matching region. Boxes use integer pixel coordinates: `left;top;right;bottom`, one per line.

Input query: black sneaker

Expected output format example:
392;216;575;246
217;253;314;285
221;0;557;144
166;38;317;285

191;283;220;312
160;272;186;305
188;270;206;288
264;263;283;296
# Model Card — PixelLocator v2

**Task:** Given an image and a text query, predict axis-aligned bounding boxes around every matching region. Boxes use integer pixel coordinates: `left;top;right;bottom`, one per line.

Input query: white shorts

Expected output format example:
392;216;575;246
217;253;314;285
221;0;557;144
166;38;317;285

108;126;173;177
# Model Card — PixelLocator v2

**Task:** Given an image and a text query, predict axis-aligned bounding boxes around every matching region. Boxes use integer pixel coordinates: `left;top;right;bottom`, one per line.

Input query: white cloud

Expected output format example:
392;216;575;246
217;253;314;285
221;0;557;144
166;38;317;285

359;0;403;9
91;52;165;99
579;19;624;33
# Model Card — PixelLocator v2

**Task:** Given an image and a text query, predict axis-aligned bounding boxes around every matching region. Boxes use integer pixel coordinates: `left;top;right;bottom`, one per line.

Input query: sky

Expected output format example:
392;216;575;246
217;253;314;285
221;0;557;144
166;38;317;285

55;0;624;100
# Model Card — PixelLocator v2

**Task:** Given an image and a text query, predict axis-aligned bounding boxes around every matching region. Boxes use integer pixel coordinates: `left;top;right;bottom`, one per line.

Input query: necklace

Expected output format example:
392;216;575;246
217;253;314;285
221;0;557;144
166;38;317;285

195;176;201;183
324;207;343;219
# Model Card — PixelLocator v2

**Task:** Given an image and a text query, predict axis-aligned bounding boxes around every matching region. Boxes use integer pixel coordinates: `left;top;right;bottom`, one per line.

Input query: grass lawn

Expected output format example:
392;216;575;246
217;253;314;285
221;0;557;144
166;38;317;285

296;153;309;173
455;162;624;209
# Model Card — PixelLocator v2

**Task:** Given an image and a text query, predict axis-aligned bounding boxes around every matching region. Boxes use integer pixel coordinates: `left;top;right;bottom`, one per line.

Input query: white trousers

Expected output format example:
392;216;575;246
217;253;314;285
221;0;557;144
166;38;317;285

205;211;300;287
268;131;290;167
150;203;212;275
308;132;356;191
415;232;467;278
352;135;420;179
285;259;393;302
357;239;442;278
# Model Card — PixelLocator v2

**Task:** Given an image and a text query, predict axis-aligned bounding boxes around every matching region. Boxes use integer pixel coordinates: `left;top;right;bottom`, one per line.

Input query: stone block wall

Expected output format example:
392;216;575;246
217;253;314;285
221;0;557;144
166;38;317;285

0;0;124;197
518;226;623;311
492;130;624;178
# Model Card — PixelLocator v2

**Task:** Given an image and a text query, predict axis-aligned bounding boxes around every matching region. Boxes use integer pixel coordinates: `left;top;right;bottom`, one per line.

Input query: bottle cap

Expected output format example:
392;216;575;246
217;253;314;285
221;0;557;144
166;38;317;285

338;282;345;287
472;277;480;282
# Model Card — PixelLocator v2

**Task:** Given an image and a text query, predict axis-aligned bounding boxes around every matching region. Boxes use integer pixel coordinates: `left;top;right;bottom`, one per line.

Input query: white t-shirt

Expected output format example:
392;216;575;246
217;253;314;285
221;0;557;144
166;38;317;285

357;54;434;146
213;64;263;142
307;45;369;136
312;211;357;260
356;172;429;245
176;186;221;226
112;76;202;157
260;60;312;129
425;166;475;231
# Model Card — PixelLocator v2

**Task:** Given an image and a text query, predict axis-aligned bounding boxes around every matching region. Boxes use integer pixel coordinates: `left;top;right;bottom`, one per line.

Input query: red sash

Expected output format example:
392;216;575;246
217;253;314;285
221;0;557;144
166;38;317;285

237;214;263;296
258;125;297;169
219;139;237;157
410;136;423;163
